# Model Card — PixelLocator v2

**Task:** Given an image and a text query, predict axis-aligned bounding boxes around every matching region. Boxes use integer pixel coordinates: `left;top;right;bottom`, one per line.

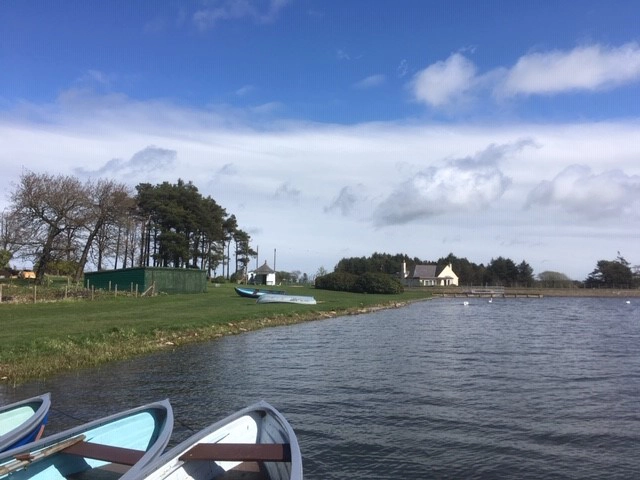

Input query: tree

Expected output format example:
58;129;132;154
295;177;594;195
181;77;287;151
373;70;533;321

0;209;24;258
0;249;11;269
585;257;633;288
73;179;133;281
517;260;534;287
537;271;573;288
135;180;229;271
233;229;256;280
221;215;238;279
485;257;520;286
9;172;87;284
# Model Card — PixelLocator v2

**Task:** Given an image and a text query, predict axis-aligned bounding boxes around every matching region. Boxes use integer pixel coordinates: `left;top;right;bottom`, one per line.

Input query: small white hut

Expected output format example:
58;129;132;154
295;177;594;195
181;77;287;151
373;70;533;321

249;261;277;286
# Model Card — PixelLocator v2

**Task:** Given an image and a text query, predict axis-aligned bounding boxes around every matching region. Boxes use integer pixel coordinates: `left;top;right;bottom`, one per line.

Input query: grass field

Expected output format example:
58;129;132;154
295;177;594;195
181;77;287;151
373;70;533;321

0;283;432;384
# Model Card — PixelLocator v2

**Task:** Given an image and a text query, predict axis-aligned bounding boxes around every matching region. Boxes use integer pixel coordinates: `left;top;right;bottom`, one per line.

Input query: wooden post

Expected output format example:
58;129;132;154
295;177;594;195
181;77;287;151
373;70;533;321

115;284;118;297
108;281;112;291
135;284;138;297
33;285;37;304
64;285;68;299
91;286;95;301
0;284;3;303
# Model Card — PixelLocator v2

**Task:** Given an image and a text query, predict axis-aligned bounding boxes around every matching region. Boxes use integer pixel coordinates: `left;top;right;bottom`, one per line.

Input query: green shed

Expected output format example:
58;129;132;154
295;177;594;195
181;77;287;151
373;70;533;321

84;267;207;294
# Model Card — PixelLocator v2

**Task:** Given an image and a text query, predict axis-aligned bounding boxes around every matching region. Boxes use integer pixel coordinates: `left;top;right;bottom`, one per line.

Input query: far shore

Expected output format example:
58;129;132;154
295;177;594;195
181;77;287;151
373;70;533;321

429;286;640;298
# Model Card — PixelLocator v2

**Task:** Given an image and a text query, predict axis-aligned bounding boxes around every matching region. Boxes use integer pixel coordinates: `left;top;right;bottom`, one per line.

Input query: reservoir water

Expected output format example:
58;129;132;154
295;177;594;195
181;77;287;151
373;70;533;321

2;296;639;479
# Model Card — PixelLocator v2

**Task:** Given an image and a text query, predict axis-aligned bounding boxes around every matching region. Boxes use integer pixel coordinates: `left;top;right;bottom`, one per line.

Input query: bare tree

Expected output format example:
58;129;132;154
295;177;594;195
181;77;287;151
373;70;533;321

72;179;133;281
9;172;87;284
0;209;25;257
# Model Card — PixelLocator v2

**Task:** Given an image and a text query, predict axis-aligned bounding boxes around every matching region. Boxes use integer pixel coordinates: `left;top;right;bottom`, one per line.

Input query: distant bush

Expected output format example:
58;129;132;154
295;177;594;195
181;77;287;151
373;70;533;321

211;276;227;283
315;271;403;294
315;272;358;292
354;272;404;294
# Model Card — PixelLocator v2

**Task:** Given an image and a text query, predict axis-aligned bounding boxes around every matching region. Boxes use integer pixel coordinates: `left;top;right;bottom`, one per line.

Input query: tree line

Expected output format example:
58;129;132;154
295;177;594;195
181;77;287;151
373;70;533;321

333;252;639;289
1;172;256;284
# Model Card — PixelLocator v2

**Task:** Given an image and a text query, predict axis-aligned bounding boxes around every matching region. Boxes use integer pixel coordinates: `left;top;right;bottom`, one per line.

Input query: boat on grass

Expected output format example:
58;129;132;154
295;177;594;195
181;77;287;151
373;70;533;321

0;399;173;479
125;400;302;480
257;294;317;305
234;287;286;299
0;393;51;453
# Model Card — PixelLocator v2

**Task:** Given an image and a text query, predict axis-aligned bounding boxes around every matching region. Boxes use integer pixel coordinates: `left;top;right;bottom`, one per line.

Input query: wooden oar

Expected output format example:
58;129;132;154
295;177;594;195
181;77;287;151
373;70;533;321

0;434;86;476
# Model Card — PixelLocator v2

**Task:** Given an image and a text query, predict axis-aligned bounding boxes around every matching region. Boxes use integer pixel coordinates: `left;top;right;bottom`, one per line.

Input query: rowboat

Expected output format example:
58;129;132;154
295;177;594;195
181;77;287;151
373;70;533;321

256;294;317;305
234;287;286;299
0;399;173;479
0;393;51;453
124;400;302;480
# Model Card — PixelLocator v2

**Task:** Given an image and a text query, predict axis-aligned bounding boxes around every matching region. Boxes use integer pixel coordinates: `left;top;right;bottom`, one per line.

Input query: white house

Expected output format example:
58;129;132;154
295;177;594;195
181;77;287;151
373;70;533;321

248;261;277;286
401;261;458;287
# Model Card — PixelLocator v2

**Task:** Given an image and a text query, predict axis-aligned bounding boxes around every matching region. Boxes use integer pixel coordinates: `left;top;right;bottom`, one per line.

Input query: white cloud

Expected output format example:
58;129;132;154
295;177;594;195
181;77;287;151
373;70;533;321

337;49;351;61
193;0;291;30
235;85;255;97
410;53;477;107
373;141;521;226
499;43;640;97
324;185;367;216
397;59;409;78
525;164;640;219
274;182;301;202
74;146;177;180
353;74;386;89
411;43;640;109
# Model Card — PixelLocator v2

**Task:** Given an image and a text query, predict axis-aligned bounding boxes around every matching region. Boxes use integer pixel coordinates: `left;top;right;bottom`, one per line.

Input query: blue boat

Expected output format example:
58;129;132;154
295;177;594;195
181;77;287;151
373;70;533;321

0;399;173;479
234;286;286;299
0;393;51;453
125;400;302;480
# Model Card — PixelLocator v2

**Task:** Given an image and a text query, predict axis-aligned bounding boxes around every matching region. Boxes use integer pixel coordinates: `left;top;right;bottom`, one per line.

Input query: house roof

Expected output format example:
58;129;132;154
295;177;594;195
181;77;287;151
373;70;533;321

254;261;275;274
408;264;437;279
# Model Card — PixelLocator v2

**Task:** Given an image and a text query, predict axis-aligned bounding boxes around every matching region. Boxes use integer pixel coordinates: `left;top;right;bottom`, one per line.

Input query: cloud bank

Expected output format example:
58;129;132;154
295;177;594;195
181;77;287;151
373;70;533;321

526;165;640;219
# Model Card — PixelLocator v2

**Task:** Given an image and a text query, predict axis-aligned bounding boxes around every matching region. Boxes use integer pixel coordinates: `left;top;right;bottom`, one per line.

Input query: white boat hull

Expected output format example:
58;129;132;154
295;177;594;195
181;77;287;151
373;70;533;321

256;294;316;305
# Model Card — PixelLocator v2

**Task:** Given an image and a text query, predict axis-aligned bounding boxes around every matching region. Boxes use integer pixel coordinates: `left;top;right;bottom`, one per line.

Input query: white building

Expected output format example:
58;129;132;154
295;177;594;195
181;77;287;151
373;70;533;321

248;261;277;286
401;262;459;287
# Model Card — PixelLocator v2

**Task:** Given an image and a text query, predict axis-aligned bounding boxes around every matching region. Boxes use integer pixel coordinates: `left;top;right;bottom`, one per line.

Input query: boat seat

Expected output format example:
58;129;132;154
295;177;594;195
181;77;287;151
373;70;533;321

62;440;146;466
179;443;291;463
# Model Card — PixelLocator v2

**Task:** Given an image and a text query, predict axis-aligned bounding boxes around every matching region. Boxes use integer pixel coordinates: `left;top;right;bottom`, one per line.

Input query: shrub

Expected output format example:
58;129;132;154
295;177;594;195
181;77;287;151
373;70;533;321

315;272;358;292
355;272;404;294
315;271;403;294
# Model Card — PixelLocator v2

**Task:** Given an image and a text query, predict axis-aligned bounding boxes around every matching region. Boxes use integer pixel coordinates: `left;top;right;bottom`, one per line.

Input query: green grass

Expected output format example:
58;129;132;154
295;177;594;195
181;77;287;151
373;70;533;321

0;283;431;383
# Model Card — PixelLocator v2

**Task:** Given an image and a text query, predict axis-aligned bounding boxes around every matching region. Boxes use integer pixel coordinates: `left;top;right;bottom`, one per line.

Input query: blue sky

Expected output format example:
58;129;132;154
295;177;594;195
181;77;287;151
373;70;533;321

2;1;640;279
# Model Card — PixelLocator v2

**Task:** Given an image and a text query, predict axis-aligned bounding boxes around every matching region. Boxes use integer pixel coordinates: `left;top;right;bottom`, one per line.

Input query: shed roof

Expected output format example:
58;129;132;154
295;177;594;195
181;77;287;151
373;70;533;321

254;261;275;274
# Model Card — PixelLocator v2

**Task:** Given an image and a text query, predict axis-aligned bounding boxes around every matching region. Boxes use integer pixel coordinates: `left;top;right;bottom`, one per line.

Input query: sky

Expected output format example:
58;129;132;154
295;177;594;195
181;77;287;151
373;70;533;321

1;0;640;280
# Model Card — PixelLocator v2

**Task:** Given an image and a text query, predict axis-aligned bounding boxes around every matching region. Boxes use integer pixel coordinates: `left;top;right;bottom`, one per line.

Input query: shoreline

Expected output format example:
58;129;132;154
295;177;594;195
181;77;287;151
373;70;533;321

2;287;638;385
0;299;416;385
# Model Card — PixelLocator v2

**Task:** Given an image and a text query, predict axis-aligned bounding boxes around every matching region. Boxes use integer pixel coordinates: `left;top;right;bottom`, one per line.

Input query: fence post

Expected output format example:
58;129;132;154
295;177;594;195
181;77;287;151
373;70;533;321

115;284;118;297
91;286;95;301
0;284;2;303
108;281;112;291
33;285;37;304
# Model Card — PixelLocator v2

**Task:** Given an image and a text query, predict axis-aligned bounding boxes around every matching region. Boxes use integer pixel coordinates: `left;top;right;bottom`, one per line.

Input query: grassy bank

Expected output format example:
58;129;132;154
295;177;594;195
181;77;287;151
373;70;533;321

0;284;432;384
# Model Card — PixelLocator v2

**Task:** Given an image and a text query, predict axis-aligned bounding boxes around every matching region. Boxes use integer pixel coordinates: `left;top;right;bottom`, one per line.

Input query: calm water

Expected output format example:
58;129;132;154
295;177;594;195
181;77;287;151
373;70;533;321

2;297;640;479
